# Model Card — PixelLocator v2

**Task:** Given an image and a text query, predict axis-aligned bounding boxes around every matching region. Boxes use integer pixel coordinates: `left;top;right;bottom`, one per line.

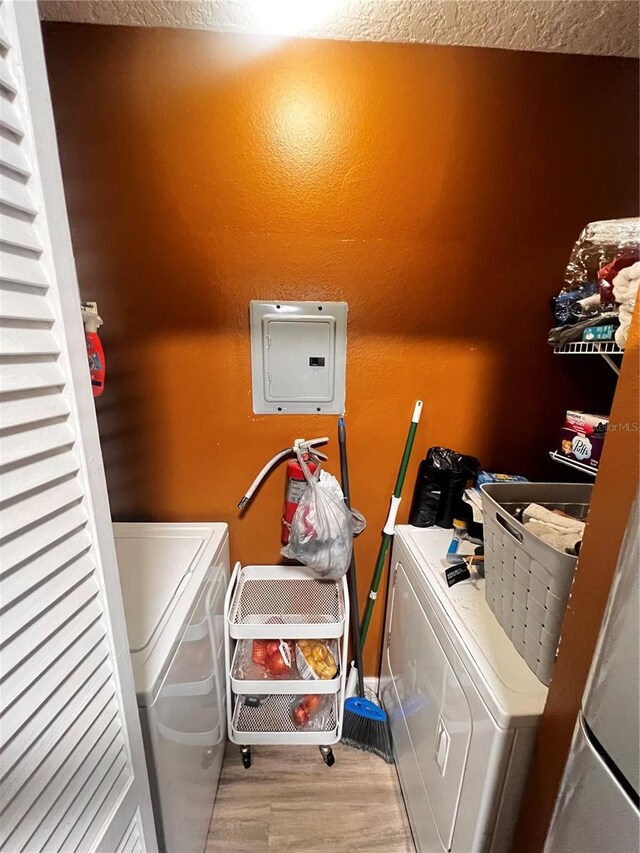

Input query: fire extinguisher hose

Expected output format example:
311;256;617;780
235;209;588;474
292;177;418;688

237;447;293;509
237;436;329;511
360;400;423;648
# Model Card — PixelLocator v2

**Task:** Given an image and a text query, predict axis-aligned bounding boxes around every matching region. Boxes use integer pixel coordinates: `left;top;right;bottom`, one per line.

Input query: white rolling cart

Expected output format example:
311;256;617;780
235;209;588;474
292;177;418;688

224;563;349;767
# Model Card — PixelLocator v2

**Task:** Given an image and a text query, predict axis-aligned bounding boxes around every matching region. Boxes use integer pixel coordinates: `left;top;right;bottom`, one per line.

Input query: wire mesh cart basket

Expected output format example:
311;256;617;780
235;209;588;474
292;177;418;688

224;563;349;767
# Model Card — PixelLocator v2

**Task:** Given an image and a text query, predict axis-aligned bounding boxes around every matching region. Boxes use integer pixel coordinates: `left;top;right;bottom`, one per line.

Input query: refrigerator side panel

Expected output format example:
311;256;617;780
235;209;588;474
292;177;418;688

544;715;639;853
583;491;639;795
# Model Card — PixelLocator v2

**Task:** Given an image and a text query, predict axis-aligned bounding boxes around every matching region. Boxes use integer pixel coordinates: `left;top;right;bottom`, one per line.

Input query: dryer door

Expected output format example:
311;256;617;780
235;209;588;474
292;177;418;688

385;560;472;850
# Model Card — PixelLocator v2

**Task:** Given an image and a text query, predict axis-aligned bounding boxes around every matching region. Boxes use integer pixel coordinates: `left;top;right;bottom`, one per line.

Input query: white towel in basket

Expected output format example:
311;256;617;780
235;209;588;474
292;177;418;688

523;503;585;552
524;520;581;553
523;503;585;532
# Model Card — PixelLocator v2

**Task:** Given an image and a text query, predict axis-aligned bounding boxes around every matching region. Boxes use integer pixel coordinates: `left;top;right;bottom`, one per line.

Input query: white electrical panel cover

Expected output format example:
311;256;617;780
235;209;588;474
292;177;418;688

250;301;347;414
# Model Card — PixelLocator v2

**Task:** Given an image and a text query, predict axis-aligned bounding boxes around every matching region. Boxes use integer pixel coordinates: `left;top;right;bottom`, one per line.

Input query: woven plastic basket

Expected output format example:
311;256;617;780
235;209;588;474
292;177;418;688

481;483;592;685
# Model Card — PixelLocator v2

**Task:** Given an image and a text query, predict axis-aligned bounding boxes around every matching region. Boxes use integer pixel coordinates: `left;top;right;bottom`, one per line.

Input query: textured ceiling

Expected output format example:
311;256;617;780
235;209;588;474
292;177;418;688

39;0;640;58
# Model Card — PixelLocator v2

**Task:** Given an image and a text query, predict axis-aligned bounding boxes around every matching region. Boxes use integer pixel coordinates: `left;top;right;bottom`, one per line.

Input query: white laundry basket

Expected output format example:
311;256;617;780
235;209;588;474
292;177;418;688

481;483;592;685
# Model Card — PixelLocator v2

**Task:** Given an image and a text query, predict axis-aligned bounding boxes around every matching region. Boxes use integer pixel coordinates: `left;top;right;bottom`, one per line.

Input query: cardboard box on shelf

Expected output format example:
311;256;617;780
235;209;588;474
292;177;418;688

559;411;608;470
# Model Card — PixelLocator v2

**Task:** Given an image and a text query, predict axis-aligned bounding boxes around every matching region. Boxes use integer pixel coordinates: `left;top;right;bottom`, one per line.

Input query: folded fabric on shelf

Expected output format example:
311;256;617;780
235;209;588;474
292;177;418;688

613;261;640;349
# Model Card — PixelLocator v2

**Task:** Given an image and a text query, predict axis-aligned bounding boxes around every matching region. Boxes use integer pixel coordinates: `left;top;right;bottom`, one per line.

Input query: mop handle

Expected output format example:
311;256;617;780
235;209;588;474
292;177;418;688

360;401;422;647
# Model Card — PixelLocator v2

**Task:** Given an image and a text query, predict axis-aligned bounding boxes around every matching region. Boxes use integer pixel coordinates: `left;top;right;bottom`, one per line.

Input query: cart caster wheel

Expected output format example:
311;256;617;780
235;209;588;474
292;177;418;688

241;746;251;769
319;746;335;767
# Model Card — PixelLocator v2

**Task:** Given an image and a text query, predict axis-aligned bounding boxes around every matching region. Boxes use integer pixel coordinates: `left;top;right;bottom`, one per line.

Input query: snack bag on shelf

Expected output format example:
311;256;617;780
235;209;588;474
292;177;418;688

295;639;338;680
290;694;333;731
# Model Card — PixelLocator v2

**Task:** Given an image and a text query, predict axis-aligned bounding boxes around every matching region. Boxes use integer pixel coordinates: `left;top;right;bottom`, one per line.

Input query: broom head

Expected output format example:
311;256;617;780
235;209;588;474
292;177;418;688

342;696;394;764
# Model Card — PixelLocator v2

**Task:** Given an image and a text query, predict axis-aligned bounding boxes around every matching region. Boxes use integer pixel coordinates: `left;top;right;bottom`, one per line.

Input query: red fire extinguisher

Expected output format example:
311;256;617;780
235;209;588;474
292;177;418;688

281;455;317;545
81;302;105;397
237;438;329;540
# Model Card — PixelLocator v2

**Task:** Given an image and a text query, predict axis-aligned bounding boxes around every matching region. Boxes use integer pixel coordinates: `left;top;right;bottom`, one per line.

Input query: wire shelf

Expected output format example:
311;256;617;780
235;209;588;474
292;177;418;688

549;451;597;478
553;339;622;375
230;639;341;695
228;566;345;639
553;341;623;355
231;693;339;745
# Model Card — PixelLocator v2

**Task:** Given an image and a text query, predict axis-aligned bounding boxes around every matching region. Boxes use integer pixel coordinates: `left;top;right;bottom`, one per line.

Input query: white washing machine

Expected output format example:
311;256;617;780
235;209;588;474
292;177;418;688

114;523;229;853
381;526;548;853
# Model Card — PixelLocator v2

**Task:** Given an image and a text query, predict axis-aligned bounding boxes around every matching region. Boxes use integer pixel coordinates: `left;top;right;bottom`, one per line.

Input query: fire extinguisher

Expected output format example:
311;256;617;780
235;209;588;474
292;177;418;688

81;302;105;397
281;455;317;545
238;437;328;540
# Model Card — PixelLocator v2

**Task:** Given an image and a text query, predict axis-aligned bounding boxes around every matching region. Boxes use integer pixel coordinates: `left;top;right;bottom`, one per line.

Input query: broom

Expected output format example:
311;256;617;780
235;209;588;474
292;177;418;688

338;417;394;763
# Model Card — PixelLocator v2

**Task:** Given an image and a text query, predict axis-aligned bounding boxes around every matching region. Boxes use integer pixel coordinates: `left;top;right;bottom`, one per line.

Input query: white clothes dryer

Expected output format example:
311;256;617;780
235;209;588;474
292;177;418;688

381;525;548;853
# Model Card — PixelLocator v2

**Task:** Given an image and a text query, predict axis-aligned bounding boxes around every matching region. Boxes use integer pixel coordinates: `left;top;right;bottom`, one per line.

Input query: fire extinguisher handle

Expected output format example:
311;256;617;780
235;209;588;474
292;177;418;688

294;436;329;459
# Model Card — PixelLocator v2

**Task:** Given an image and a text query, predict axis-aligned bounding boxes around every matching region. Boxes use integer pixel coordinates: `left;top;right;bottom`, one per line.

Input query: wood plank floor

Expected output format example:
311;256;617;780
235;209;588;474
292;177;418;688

206;743;416;853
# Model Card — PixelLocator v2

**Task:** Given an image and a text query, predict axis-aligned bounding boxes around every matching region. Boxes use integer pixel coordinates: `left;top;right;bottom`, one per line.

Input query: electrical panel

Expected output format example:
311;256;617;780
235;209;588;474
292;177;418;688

249;301;347;414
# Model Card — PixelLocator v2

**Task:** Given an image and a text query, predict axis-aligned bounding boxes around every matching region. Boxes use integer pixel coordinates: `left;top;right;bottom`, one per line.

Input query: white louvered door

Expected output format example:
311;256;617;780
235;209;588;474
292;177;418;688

0;2;157;852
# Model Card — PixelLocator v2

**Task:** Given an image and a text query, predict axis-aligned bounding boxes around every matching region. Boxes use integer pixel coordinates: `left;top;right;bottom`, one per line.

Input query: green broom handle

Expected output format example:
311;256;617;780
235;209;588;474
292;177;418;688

360;401;422;647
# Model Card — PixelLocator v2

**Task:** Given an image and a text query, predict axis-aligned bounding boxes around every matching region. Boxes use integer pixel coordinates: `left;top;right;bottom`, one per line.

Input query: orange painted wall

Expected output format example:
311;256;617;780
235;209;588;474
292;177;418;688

42;23;638;673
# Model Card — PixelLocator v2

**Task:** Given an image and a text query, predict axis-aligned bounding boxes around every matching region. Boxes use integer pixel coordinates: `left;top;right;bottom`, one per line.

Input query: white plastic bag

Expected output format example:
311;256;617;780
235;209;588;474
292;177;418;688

281;455;354;580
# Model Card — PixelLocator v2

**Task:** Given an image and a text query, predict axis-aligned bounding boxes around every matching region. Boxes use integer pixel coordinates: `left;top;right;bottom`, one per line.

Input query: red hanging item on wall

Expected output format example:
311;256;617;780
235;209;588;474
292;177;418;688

281;455;317;545
237;436;328;543
81;302;105;397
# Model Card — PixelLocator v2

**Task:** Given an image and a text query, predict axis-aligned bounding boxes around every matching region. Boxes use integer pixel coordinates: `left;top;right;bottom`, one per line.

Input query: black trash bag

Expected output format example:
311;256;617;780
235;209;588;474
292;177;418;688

409;447;480;529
